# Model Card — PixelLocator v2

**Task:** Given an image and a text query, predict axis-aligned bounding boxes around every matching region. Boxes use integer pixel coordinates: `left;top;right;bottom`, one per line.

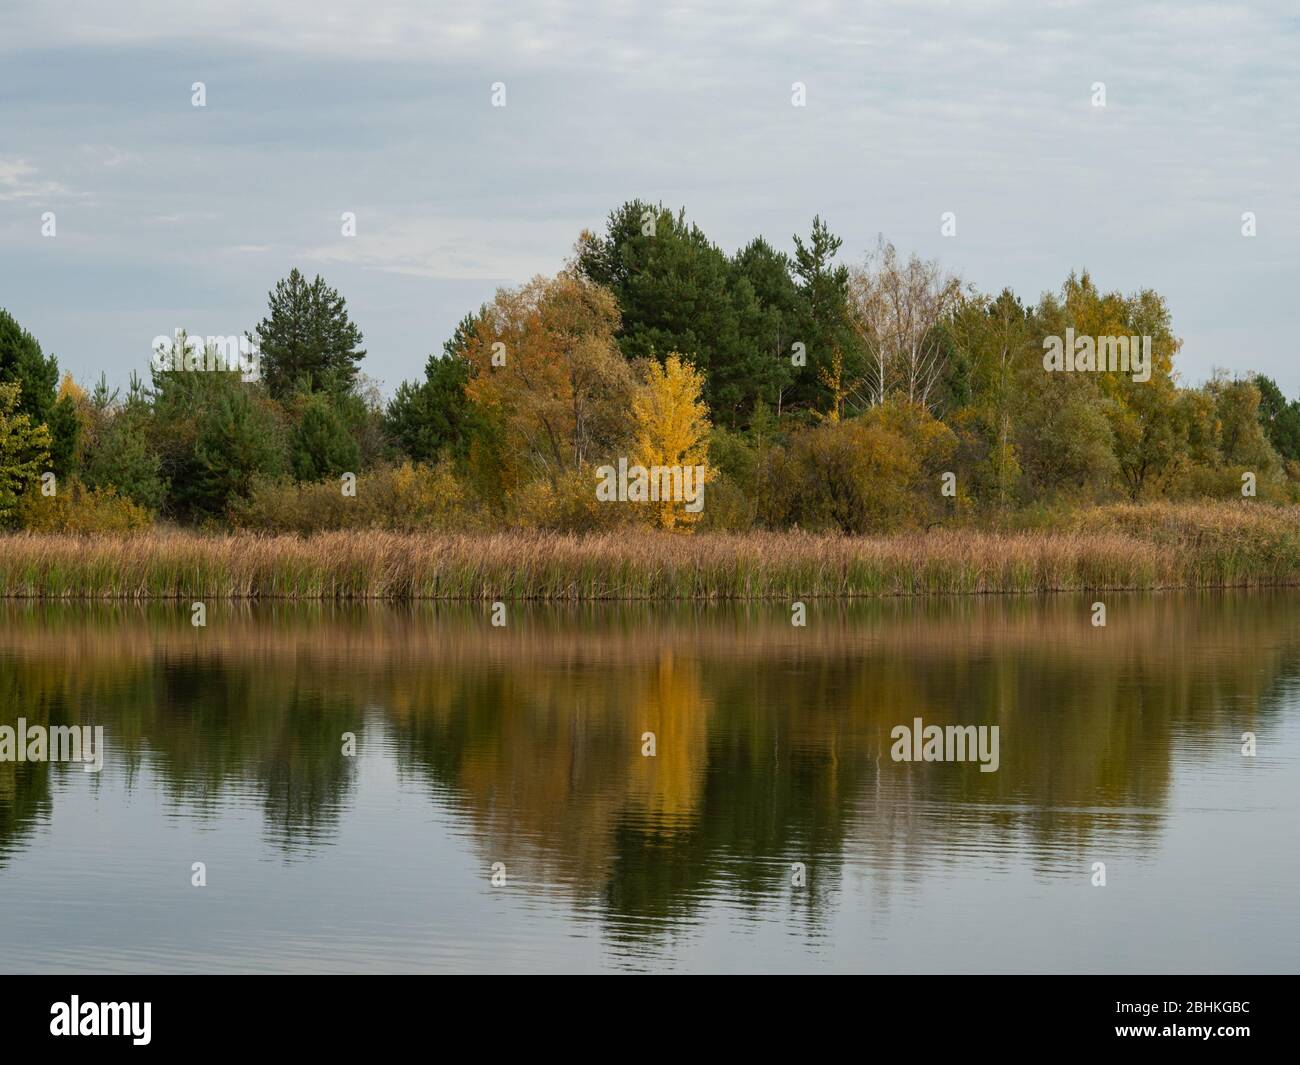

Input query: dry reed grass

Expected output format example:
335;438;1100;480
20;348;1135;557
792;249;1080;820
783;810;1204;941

0;501;1296;600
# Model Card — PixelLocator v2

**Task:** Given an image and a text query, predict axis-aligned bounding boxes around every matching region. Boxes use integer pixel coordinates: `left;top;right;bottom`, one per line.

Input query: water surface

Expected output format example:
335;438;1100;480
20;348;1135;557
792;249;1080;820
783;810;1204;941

0;593;1296;973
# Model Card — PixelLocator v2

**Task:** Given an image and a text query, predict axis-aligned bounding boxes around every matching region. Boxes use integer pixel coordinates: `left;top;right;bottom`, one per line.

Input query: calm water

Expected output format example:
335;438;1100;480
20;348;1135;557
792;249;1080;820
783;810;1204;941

0;592;1297;974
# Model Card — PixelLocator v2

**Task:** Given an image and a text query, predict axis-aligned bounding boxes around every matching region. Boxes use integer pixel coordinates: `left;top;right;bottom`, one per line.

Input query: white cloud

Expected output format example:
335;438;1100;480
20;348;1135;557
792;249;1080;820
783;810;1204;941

0;158;71;201
298;217;574;281
2;0;1299;392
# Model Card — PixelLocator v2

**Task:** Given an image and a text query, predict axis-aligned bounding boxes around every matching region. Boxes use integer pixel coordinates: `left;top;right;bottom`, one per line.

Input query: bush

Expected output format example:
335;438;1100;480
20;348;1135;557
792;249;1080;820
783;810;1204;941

759;415;925;533
85;411;166;512
230;460;468;534
509;465;637;532
697;473;755;531
1166;462;1289;503
386;460;467;531
17;477;152;533
151;372;286;521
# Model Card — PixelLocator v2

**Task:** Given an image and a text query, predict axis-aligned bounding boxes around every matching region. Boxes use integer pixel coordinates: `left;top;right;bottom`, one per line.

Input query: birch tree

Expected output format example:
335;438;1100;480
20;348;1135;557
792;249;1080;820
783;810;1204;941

848;239;962;412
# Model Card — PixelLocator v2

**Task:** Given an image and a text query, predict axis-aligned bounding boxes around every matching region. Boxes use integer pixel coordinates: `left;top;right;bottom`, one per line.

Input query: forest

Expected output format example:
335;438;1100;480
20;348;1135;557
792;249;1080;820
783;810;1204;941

4;198;1300;538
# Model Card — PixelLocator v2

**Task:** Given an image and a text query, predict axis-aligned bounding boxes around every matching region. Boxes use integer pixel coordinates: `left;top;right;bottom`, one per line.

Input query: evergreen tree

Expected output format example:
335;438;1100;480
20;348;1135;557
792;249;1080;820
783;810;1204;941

151;371;283;519
190;385;285;517
85;399;166;514
0;308;59;425
291;392;361;481
386;313;480;462
789;216;861;416
575;201;755;421
253;269;365;398
730;237;802;419
1253;374;1300;462
47;391;81;478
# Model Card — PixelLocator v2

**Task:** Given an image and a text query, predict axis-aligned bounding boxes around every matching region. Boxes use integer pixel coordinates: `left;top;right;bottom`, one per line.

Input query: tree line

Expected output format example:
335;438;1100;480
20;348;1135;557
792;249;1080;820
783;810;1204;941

4;198;1300;534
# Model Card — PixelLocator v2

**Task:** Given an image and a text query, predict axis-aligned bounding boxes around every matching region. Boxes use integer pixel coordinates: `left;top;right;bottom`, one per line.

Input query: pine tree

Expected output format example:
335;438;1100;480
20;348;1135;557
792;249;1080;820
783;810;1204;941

190;384;285;517
575;202;755;422
86;408;166;513
790;216;861;417
386;313;480;462
0;308;59;425
253;269;365;398
291;393;361;481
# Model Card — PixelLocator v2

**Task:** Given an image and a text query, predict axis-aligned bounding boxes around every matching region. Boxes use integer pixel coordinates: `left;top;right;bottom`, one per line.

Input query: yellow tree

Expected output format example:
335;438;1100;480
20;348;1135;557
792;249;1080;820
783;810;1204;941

632;353;711;529
816;347;849;423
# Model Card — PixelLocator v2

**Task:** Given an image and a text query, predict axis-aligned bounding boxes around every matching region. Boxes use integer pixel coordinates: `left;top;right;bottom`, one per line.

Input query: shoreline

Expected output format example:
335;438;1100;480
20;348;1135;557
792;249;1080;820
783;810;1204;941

2;502;1299;601
4;580;1300;603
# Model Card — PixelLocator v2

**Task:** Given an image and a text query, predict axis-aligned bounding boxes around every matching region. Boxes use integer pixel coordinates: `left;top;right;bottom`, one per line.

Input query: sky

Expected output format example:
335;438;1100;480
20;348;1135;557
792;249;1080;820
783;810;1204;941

1;0;1297;397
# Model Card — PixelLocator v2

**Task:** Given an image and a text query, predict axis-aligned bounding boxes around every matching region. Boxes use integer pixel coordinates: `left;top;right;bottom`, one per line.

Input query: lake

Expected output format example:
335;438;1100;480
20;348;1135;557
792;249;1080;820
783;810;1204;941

1;592;1296;973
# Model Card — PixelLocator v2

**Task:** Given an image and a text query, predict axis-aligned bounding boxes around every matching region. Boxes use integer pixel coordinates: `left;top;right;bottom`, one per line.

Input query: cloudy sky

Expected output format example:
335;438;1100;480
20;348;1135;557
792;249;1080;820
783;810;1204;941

2;0;1296;396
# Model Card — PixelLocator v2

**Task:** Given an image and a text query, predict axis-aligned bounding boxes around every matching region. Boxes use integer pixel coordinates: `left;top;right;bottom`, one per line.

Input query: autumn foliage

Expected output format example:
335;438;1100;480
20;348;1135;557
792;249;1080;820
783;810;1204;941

6;200;1300;539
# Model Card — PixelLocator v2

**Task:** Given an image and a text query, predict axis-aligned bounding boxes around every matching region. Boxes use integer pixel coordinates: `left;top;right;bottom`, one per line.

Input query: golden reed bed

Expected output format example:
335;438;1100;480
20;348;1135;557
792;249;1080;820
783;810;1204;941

1;502;1299;600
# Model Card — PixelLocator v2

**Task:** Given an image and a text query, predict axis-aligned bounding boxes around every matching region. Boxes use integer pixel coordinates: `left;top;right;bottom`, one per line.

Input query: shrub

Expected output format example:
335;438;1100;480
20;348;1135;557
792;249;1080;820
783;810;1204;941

85;410;166;513
510;465;636;532
697;473;755;531
17;477;152;533
759;418;919;533
230;460;468;534
387;459;467;531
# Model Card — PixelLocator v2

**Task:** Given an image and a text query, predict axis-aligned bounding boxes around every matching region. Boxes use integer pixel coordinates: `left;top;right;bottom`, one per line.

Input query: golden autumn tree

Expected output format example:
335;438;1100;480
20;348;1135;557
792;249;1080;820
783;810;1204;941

631;353;711;530
816;347;850;424
625;649;712;831
464;272;634;491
